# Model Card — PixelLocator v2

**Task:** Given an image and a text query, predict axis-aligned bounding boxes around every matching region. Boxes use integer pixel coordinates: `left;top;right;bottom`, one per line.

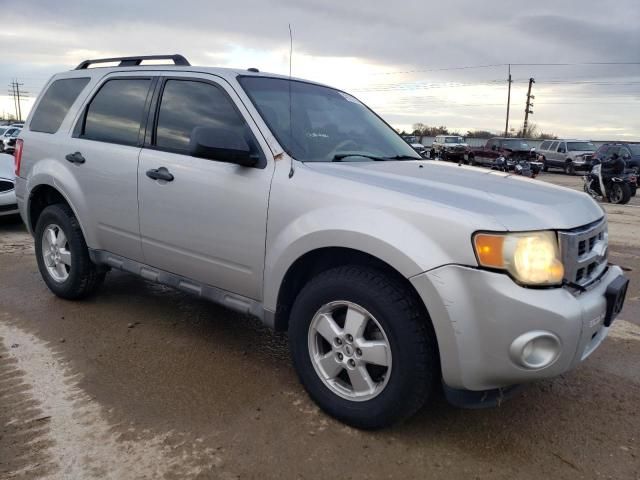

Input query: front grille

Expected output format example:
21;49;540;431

558;217;608;288
0;180;14;193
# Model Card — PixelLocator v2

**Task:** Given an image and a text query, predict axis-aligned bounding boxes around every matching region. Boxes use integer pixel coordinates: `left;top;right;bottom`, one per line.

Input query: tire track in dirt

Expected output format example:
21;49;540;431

0;315;235;479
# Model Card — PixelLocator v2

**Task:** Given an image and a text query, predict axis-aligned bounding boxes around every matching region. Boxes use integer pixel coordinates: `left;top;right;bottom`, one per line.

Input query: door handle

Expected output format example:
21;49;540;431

146;167;174;182
65;152;85;164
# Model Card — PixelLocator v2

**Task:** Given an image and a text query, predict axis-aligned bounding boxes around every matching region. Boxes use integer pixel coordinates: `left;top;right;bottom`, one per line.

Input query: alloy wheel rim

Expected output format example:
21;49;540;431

42;224;71;282
307;301;392;402
610;184;622;203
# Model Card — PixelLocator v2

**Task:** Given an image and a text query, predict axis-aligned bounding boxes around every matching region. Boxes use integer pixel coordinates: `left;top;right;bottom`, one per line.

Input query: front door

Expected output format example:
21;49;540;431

137;75;273;300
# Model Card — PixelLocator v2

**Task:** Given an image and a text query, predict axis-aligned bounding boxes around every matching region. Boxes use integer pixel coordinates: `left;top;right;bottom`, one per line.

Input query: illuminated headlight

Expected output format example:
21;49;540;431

473;231;564;286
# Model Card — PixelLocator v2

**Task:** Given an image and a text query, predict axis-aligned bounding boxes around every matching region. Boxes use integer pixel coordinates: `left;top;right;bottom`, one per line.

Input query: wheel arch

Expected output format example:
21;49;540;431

27;183;87;240
270;246;433;335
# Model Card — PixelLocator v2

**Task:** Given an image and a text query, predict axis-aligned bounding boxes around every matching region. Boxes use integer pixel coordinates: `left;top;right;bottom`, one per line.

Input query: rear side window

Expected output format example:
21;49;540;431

82;78;151;146
155;79;247;152
549;141;559;151
30;78;90;133
539;140;551;150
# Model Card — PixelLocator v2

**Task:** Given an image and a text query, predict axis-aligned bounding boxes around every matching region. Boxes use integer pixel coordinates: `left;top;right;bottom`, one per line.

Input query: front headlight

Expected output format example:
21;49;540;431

473;231;564;286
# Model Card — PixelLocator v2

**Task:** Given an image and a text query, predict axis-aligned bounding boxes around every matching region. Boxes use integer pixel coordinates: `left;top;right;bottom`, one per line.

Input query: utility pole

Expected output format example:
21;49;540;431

523;77;535;137
8;80;28;122
504;64;512;137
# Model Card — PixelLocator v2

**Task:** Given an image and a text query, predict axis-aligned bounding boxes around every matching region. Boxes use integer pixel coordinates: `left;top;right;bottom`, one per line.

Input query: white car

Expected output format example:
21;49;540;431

0;127;21;153
0;153;18;216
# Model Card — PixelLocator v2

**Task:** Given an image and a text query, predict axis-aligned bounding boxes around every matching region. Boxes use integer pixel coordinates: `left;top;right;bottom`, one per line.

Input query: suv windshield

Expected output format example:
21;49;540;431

567;141;595;151
444;137;463;144
626;144;640;155
500;139;530;150
239;77;420;162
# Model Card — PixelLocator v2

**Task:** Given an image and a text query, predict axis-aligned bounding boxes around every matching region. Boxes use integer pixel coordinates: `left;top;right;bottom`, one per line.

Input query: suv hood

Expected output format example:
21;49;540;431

306;160;603;231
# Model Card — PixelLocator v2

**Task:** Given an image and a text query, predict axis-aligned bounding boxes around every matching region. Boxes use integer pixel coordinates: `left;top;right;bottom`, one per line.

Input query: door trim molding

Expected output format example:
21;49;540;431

89;248;271;325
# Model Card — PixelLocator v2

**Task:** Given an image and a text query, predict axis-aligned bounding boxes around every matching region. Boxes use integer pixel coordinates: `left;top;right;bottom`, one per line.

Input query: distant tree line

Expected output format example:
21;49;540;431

404;122;558;140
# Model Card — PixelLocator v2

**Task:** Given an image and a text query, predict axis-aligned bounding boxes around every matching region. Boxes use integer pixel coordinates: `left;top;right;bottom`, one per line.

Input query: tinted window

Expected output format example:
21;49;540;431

83;79;151;145
567;141;595;151
155;80;247;152
549;141;559;151
539;141;551;150
30;78;90;133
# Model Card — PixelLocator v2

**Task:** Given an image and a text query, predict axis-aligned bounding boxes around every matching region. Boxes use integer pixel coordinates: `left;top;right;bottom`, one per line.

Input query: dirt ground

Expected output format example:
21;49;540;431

1;172;639;479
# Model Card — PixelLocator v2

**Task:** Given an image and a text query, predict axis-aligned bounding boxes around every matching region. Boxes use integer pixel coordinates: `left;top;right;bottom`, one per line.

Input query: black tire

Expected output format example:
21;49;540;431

541;157;548;172
34;204;105;299
564;161;575;175
608;182;631;204
430;149;436;159
468;154;476;166
288;265;438;429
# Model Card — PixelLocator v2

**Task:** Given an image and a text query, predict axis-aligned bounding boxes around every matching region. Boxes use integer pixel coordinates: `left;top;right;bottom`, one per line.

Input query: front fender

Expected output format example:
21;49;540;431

263;206;451;312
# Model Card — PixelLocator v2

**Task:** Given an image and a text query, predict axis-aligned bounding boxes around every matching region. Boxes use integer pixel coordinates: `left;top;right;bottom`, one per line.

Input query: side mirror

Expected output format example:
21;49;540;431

189;126;258;167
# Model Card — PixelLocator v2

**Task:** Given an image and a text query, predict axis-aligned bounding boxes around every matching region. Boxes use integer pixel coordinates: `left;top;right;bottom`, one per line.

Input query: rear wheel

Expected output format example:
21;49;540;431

35;204;105;299
288;265;438;429
608;182;631;204
541;157;548;172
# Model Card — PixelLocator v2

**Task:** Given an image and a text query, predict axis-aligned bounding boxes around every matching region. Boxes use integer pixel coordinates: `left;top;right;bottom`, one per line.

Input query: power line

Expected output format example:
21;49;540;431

370;61;640;76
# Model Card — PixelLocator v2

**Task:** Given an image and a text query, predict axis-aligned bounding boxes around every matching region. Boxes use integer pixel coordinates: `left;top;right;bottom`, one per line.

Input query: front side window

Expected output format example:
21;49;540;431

30;78;90;133
155;80;248;152
239;77;420;162
567;141;595;151
83;78;151;146
557;142;566;152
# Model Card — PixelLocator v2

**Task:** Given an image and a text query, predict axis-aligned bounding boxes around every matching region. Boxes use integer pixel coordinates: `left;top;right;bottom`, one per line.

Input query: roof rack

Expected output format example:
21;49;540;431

75;54;190;70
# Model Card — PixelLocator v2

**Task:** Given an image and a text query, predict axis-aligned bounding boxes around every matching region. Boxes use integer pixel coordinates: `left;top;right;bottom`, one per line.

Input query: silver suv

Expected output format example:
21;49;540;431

537;139;596;174
15;55;628;429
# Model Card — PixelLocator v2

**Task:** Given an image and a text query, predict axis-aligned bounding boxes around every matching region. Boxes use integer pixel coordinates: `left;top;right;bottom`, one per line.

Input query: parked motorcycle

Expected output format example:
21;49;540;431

583;159;637;205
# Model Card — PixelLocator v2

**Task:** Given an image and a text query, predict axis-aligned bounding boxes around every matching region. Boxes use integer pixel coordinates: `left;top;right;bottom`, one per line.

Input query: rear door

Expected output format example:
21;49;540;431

547;141;560;166
67;73;155;261
137;74;273;300
478;139;500;165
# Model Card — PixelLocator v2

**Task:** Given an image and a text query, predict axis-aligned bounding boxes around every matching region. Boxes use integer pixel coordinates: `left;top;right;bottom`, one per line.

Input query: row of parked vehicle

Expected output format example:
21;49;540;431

0;123;23;154
403;135;639;203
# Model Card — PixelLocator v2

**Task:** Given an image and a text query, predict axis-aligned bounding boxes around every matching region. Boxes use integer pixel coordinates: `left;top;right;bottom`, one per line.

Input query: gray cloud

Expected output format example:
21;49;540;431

1;0;638;137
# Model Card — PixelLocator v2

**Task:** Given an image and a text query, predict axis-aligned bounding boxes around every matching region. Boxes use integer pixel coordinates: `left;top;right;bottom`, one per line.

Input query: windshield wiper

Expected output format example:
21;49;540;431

332;153;420;162
332;153;387;162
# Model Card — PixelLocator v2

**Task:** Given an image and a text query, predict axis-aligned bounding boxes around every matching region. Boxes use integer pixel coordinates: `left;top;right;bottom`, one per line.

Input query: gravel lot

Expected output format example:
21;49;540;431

1;172;639;479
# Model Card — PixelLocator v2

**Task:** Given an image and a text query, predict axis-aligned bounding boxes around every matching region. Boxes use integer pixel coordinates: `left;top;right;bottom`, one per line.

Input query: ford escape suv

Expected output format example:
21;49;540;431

15;55;628;429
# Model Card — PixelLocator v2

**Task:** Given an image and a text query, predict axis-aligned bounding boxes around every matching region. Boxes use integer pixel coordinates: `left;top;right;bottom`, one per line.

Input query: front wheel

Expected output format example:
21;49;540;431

564;161;575;175
289;266;438;429
608;182;631;204
35;204;106;299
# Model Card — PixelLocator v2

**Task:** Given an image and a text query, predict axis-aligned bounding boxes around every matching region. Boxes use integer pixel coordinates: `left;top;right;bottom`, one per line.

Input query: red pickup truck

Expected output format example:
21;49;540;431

465;137;535;169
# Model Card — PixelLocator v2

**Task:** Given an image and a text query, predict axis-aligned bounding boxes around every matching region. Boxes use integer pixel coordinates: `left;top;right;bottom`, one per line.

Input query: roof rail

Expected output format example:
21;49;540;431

74;54;191;70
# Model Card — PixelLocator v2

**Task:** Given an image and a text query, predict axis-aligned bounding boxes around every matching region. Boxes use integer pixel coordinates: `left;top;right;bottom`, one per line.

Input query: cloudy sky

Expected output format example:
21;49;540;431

1;0;639;139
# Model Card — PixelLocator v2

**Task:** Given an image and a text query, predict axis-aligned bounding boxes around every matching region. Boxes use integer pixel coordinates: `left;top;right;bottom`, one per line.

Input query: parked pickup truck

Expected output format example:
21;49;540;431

465;137;535;169
15;54;629;429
